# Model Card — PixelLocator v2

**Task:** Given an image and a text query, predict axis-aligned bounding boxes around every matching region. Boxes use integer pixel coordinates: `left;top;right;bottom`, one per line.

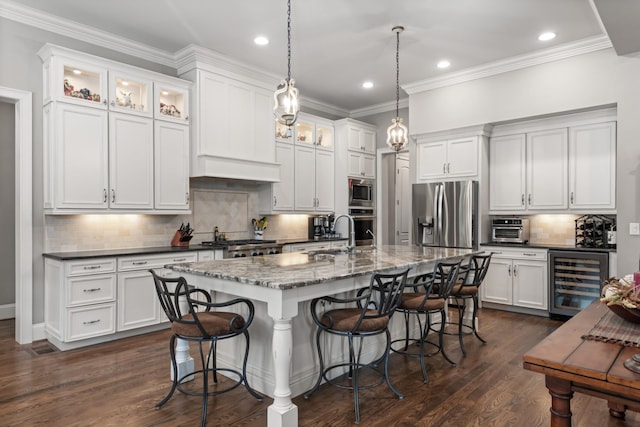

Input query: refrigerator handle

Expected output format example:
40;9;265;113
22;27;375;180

437;183;444;243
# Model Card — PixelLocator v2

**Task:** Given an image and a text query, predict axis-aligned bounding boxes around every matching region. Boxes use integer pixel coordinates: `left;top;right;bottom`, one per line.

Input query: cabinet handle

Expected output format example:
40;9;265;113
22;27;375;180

103;189;107;203
132;261;148;265
508;265;511;276
102;99;107;106
443;163;446;174
523;252;538;257
185;115;189;122
570;191;574;204
185;192;189;204
361;172;365;176
83;288;101;293
110;100;115;107
83;265;101;270
528;194;531;205
83;319;101;325
513;265;518;277
361;146;365;151
273;195;277;206
111;189;116;203
447;163;450;173
173;258;187;262
521;194;525;206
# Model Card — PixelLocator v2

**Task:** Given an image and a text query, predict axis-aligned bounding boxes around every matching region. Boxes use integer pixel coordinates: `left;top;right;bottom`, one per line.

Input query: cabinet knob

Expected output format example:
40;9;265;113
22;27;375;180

103;99;107;105
185;115;189;122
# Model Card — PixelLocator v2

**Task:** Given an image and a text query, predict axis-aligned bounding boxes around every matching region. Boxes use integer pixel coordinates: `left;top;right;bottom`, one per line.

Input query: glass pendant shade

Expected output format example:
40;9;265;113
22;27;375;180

386;117;408;151
274;78;299;126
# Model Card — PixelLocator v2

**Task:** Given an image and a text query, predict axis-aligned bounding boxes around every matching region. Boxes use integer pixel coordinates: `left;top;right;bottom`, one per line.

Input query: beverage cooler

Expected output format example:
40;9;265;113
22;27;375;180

549;250;608;317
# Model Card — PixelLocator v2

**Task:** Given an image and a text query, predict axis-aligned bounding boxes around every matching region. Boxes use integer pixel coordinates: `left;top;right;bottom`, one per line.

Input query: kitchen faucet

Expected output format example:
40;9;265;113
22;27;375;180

366;229;376;248
332;214;356;252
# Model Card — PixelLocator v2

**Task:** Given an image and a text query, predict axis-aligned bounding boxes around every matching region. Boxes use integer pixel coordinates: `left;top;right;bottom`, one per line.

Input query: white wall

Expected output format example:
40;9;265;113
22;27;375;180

409;47;640;273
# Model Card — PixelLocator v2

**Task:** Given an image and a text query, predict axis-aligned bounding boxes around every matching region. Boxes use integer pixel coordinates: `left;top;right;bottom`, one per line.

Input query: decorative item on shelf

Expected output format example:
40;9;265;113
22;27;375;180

252;217;268;240
118;90;133;108
273;0;300;127
63;78;100;103
171;222;194;247
160;102;181;117
575;214;615;248
386;25;408;152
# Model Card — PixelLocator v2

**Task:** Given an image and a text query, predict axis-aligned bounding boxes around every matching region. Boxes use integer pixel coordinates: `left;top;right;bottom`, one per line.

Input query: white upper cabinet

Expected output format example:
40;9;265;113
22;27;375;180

335;119;377;180
154;121;190;210
180;68;278;182
526;128;568;210
489;134;526;211
347;126;376;154
417;136;478;181
38;44;191;214
490;116;616;213
569;122;616;210
271;142;295;211
295;114;334;150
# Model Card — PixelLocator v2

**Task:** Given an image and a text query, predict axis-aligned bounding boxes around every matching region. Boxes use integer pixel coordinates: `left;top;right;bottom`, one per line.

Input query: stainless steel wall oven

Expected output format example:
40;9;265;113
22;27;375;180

349;208;376;246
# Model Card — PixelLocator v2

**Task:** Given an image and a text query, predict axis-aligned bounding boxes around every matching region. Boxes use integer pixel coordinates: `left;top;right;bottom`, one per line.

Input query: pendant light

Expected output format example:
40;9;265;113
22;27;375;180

273;0;300;127
386;26;408;151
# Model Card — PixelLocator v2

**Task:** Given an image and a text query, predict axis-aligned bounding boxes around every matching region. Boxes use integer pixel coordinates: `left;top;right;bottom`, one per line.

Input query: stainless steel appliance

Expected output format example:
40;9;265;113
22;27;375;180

349;178;374;208
412;181;478;249
308;215;335;240
549;250;608;317
201;239;284;258
491;218;530;244
349;208;376;246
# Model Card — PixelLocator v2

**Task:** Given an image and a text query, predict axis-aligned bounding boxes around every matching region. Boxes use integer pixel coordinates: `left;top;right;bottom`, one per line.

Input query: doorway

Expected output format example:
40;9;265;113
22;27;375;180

0;102;16;319
379;151;410;246
0;87;33;344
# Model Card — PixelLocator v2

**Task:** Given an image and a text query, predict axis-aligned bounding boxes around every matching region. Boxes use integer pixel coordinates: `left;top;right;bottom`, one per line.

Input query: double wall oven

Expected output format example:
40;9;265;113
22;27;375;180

348;178;376;246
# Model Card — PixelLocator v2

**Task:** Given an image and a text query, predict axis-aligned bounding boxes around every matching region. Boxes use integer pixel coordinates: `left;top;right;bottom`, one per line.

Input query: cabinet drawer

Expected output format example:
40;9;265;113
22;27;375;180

67;303;116;341
482;247;547;261
67;274;116;306
118;253;197;271
66;258;117;276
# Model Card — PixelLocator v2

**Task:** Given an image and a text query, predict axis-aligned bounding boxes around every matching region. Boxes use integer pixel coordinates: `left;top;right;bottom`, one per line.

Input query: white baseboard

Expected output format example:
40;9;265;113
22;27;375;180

0;304;15;320
32;322;46;341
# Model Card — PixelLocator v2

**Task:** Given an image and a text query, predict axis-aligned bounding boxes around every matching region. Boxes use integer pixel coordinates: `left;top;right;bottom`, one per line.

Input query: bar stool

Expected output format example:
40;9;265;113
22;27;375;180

150;270;262;427
392;259;462;384
304;268;410;424
449;253;493;356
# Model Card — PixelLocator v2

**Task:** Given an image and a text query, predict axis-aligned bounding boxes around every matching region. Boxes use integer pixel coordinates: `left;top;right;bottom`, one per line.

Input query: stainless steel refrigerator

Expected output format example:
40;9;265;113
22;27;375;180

412;181;478;249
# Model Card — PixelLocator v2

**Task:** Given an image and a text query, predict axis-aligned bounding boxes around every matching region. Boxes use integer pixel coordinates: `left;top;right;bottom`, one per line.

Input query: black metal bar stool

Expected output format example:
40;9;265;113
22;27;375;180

449;252;493;356
150;270;262;427
304;268;410;424
391;259;462;383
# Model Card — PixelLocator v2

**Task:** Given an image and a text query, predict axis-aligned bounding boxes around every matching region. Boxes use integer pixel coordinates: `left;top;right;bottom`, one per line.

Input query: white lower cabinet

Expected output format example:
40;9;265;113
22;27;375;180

481;247;548;312
45;251;198;350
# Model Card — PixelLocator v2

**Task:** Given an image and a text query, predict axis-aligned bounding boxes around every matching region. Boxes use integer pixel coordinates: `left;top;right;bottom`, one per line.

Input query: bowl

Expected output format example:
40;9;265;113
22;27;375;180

607;303;640;324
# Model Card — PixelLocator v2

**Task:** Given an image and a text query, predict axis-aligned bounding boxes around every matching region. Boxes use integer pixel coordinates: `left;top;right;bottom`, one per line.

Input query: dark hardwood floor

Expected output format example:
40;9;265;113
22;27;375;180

1;308;639;426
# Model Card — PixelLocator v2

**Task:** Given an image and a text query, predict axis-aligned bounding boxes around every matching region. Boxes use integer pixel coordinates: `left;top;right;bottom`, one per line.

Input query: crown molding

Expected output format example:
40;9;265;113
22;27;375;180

0;0;176;67
299;96;350;118
350;98;409;118
403;35;612;95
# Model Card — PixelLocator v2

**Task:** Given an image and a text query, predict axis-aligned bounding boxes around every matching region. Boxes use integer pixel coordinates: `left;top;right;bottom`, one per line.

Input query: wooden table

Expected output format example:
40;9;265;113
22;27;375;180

523;301;640;426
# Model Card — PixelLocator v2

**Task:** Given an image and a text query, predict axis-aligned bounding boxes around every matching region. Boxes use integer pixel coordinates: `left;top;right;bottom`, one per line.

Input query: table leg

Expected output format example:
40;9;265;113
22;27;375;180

545;376;573;427
267;318;298;427
608;401;626;419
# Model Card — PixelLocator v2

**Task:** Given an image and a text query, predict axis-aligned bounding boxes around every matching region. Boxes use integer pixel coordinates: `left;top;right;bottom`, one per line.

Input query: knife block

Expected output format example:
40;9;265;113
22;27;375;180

170;230;189;247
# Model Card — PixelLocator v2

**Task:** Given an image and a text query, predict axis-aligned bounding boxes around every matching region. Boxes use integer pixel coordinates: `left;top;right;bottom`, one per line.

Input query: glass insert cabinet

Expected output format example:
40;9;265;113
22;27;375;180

549;250;609;317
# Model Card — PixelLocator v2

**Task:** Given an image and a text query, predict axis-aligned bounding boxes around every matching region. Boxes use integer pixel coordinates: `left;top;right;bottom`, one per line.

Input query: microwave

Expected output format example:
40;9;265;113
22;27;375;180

349;178;374;208
491;218;530;243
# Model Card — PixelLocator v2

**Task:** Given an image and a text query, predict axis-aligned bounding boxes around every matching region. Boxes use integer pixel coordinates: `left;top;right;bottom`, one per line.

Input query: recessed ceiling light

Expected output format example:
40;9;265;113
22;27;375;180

72;69;82;75
362;81;374;89
437;60;451;69
538;32;556;41
254;36;269;46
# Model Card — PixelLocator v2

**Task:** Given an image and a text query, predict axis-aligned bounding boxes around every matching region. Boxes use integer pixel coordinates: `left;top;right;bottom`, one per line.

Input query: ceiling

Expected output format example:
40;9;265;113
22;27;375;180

5;0;639;114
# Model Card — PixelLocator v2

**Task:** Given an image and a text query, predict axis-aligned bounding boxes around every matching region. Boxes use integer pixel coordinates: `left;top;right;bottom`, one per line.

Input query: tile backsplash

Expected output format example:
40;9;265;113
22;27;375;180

528;214;581;245
44;179;310;253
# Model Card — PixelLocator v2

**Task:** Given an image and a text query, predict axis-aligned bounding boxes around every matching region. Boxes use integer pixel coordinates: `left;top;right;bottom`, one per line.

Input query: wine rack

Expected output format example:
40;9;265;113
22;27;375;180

574;214;614;248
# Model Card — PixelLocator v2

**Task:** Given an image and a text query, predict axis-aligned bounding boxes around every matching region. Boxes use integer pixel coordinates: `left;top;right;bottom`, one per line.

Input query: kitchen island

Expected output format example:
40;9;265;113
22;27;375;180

167;245;474;427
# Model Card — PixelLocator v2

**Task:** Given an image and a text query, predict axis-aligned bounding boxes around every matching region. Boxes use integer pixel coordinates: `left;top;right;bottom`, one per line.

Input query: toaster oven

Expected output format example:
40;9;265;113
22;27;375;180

491;218;530;243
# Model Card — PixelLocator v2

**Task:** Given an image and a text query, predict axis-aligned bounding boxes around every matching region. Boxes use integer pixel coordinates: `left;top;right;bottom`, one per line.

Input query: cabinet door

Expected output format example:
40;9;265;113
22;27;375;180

294;145;316;210
109;112;154;209
417;141;447;181
54;103;109;209
315;122;334;150
273;142;295;211
527;129;568;210
315;150;335;212
155;82;189;124
480;258;512;305
347;127;363;151
513;260;548;310
117;270;160;331
361;129;376;154
489;134;526;211
347;152;363;177
109;70;152;117
295;117;315;147
55;57;107;108
154;121;190;210
361;153;375;179
569;122;616;210
447;137;478;178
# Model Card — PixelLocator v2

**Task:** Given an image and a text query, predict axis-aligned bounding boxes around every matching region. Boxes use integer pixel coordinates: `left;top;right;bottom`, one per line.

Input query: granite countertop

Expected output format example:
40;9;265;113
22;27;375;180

278;237;348;245
480;241;616;253
167;245;475;290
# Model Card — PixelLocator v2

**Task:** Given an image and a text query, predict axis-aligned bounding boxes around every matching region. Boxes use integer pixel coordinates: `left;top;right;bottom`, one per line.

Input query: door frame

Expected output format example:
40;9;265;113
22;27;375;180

376;146;411;246
0;86;33;344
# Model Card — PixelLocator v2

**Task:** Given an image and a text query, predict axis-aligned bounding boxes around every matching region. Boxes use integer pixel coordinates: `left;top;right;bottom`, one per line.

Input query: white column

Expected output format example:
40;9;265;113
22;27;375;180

267;318;298;427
